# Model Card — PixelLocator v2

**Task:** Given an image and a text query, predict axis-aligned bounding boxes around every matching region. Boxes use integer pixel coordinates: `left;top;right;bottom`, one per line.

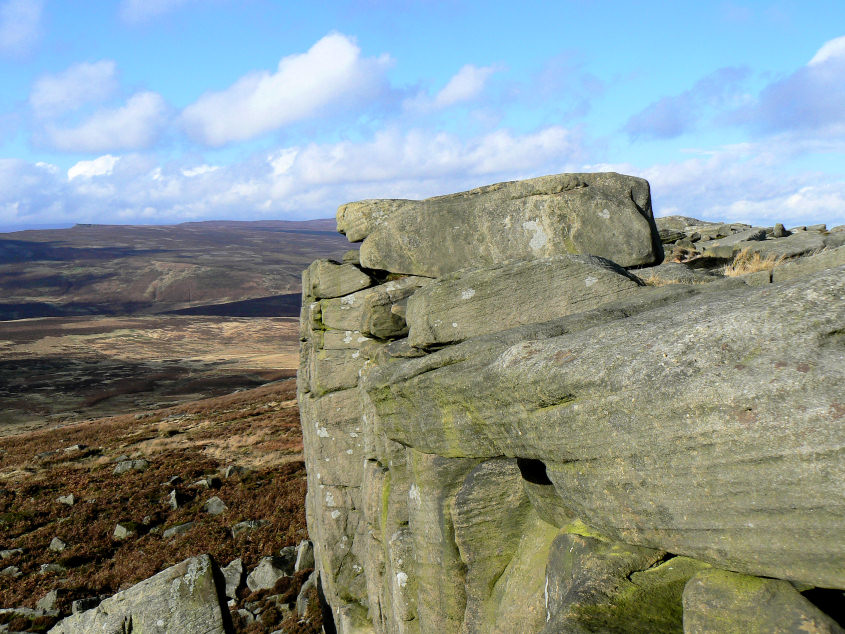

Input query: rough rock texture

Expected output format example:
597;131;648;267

300;175;845;633
49;554;229;633
337;172;663;275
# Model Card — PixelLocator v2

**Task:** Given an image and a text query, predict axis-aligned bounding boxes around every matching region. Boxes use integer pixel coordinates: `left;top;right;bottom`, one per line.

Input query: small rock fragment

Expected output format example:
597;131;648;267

294;539;315;572
231;519;270;538
113;459;149;475
204;496;227;515
113;522;137;540
772;223;789;238
71;596;104;614
221;558;244;599
0;565;21;578
296;570;319;617
48;537;67;552
223;465;244;479
0;548;23;559
162;521;195;539
56;493;75;506
37;588;64;610
40;562;67;574
246;556;291;592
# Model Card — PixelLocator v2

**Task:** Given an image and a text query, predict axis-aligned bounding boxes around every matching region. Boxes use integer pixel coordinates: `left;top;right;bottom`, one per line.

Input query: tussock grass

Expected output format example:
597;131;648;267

723;248;785;277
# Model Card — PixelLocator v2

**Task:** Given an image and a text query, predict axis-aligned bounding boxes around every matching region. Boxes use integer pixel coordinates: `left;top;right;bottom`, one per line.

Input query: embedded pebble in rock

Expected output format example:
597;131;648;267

203;496;227;515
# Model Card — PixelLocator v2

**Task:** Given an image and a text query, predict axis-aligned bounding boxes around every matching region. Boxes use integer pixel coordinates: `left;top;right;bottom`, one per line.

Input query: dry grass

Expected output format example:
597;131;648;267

0;377;318;633
723;248;786;277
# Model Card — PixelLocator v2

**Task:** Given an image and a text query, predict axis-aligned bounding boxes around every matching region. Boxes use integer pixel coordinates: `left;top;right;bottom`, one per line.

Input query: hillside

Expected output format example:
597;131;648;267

0;219;351;320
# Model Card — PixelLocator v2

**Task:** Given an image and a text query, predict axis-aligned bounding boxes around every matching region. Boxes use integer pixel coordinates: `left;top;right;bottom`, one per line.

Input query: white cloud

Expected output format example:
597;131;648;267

808;34;845;66
30;61;119;118
181;33;392;146
120;0;194;24
434;64;497;108
45;92;168;152
0;0;42;57
181;164;219;177
67;155;120;180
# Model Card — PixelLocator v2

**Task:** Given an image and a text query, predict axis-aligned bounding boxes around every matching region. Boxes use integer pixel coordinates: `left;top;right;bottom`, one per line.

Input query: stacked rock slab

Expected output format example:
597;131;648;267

298;172;845;633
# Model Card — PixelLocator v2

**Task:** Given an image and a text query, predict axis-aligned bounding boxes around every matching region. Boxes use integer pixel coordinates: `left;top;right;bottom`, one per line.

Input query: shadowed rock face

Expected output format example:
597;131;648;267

336;172;663;275
300;174;845;633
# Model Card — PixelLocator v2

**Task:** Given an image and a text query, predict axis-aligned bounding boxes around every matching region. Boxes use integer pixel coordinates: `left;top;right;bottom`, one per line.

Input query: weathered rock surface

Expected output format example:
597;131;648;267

406;255;643;348
338;172;662;275
683;569;845;634
304;259;374;299
301;177;845;633
49;554;229;633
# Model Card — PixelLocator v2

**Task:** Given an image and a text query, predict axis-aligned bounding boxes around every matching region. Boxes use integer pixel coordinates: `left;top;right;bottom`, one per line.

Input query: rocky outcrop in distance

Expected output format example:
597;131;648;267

299;172;845;633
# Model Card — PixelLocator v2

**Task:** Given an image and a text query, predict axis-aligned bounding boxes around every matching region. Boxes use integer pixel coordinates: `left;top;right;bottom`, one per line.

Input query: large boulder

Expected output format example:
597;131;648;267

406;255;643;348
337;172;662;275
362;266;845;589
49;555;229;633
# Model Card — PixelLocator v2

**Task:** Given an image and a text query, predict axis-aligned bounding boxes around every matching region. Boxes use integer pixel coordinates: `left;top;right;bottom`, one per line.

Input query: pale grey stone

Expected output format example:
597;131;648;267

203;496;227;515
406;255;643;348
231;519;269;538
295;540;315;572
56;494;75;506
113;522;138;540
0;565;21;578
48;555;228;634
307;347;366;396
162;521;194;539
363;267;845;589
306;259;373;299
683;569;844;634
113;459;148;475
246;556;290;592
221;558;243;600
338;172;662;275
772;245;845;283
48;537;67;552
296;570;319;617
0;548;23;559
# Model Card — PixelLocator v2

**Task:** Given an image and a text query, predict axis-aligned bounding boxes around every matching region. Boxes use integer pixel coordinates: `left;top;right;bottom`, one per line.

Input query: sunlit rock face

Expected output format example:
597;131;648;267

298;173;845;634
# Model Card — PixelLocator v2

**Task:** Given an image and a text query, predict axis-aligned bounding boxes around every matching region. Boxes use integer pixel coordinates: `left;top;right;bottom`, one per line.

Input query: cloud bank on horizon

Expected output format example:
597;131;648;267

1;0;844;231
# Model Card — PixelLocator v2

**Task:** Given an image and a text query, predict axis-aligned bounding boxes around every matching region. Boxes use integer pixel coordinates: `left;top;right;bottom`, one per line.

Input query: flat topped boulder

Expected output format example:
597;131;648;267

336;172;662;276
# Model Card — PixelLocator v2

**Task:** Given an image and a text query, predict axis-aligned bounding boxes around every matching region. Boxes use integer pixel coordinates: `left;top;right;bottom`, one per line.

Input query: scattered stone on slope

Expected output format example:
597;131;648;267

221;558;244;600
294;539;315;572
246;556;291;592
203;495;227;515
56;493;75;506
48;554;229;634
162;521;194;539
338;172;662;275
48;537;67;552
231;519;269;538
113;459;148;475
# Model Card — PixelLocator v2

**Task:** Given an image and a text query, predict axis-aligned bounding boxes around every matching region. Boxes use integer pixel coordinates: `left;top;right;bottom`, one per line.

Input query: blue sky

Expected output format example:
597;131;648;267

1;0;844;231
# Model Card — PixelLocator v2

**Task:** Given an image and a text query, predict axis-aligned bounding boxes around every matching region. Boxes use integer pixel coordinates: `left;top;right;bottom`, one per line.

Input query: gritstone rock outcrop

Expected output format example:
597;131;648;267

299;172;845;633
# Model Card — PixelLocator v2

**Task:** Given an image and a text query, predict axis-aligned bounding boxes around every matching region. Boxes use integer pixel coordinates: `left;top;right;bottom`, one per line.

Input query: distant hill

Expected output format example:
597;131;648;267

0;219;352;320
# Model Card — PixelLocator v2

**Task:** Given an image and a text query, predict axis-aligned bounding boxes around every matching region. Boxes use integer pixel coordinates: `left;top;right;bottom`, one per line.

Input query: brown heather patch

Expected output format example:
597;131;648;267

0;376;319;633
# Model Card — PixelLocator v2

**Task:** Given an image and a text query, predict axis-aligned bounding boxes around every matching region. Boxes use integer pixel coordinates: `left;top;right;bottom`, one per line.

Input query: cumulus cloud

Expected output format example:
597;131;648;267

67;155;120;180
434;64;497;108
120;0;194;24
590;139;845;228
624;67;750;140
30;61;119;118
44;92;169;152
0;0;42;57
181;33;392;146
0;125;586;229
734;34;845;134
